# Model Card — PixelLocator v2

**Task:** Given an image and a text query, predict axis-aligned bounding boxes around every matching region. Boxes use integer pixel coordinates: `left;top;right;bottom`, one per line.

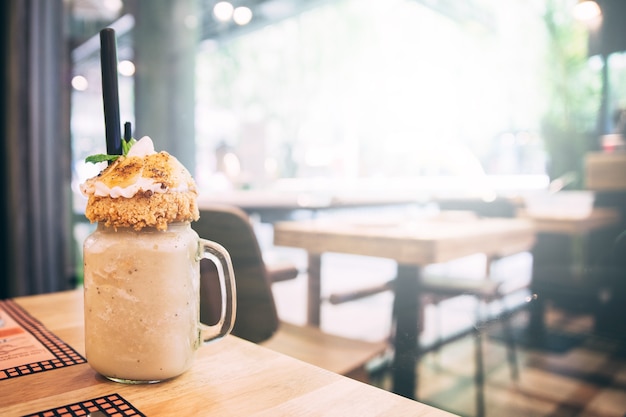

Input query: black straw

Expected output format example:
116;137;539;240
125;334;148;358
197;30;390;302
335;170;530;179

124;121;132;143
100;28;122;156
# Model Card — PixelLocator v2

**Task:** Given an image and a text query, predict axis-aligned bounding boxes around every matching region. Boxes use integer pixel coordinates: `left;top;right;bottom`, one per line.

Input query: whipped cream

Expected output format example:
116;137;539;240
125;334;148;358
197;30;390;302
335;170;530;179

80;136;196;199
126;135;155;158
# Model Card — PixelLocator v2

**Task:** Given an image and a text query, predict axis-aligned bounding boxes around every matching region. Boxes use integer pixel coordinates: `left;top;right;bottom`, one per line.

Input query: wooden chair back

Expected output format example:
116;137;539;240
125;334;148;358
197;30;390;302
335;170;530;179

193;204;279;343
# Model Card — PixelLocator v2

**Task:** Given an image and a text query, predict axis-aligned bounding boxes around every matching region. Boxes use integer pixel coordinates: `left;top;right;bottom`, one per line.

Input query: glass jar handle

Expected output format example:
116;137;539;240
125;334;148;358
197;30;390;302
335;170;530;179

198;238;237;343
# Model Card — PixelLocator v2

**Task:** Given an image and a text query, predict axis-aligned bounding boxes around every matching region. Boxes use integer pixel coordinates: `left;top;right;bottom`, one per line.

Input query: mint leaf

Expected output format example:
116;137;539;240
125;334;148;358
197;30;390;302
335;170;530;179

122;138;137;155
85;137;137;164
85;154;120;164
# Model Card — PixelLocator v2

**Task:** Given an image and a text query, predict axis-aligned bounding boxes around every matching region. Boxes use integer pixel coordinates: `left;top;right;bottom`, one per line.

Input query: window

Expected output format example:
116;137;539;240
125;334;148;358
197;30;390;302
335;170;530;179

70;0;556;205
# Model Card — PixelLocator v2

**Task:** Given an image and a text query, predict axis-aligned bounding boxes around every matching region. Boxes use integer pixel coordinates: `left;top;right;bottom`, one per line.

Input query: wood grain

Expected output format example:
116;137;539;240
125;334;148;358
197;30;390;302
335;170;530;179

274;217;536;265
585;152;626;191
1;290;456;416
519;207;620;235
272;215;537;399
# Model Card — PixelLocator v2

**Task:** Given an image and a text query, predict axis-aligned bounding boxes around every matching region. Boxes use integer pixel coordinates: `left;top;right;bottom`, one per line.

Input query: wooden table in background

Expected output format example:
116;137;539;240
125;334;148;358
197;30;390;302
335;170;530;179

273;216;536;400
520;207;620;234
0;290;456;417
585;152;626;192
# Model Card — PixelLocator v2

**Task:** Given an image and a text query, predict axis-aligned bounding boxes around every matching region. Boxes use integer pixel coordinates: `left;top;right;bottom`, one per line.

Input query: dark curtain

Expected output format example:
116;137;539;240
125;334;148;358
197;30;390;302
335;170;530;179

0;0;73;298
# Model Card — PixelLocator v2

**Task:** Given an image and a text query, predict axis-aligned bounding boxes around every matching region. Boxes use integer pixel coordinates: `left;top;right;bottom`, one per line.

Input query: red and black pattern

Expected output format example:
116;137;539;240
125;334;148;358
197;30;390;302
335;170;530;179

22;393;146;417
0;299;86;380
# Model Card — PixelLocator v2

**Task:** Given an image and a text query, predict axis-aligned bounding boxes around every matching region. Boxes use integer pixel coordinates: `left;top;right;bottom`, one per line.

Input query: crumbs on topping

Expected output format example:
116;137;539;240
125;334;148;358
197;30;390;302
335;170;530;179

84;190;199;231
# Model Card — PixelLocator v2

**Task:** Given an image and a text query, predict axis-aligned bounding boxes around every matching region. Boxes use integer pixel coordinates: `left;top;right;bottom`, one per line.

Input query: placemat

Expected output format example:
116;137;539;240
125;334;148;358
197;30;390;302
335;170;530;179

0;299;86;380
22;393;145;417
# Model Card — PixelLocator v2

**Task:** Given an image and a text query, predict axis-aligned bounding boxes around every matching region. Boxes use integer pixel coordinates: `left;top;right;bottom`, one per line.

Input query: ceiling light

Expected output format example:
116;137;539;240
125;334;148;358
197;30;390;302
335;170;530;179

103;0;123;13
213;1;234;22
233;6;253;25
118;60;135;77
233;6;252;26
71;75;89;91
573;0;601;21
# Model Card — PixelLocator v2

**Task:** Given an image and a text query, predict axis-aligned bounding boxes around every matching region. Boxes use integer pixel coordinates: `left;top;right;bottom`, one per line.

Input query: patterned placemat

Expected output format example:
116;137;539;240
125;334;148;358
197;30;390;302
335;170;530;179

0;299;86;380
22;393;145;417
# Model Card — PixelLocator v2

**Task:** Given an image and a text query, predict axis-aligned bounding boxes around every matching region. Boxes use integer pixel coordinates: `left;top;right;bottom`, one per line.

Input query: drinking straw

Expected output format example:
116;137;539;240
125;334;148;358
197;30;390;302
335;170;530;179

124;121;132;142
100;28;122;156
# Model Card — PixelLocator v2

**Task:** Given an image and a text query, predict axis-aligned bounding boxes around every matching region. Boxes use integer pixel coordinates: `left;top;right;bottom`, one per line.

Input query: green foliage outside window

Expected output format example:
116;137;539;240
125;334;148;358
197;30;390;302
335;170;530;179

540;0;603;188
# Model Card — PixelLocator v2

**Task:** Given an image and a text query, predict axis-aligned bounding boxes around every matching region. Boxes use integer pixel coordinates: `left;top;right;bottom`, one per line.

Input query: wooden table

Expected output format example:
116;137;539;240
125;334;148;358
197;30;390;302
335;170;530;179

585;151;626;191
273;215;536;399
0;290;457;417
520;207;620;234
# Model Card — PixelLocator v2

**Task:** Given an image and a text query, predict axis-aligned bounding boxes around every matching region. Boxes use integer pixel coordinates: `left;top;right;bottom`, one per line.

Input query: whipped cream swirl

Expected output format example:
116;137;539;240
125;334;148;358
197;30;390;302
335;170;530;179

80;136;196;198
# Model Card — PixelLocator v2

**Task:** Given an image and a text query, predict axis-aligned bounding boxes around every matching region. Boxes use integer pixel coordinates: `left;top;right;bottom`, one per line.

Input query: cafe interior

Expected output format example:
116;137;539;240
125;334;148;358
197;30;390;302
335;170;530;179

2;0;626;416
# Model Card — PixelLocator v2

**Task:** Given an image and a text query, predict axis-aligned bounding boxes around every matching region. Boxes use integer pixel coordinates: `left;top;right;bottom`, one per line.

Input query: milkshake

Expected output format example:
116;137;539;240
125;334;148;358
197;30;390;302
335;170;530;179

80;136;235;383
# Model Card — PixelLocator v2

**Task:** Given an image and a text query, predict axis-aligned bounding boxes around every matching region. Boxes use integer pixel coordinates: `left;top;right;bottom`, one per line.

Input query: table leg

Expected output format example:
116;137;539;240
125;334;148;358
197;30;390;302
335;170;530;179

528;247;548;342
391;263;420;400
528;285;546;340
307;253;322;327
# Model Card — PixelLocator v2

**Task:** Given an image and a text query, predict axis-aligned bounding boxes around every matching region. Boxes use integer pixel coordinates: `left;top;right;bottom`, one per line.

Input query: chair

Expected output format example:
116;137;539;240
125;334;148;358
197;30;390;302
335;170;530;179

194;203;388;382
327;208;528;417
328;268;524;416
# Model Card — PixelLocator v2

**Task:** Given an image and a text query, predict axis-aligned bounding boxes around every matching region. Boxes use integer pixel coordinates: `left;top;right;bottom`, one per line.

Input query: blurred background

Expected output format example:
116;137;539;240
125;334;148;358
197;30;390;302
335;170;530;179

3;1;626;415
3;0;626;311
69;0;584;194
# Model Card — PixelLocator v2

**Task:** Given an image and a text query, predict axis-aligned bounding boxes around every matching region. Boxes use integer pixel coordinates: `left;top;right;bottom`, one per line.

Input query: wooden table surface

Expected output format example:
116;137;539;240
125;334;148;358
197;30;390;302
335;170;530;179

274;215;536;265
0;290;456;417
273;215;536;400
585;151;626;191
519;207;621;235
